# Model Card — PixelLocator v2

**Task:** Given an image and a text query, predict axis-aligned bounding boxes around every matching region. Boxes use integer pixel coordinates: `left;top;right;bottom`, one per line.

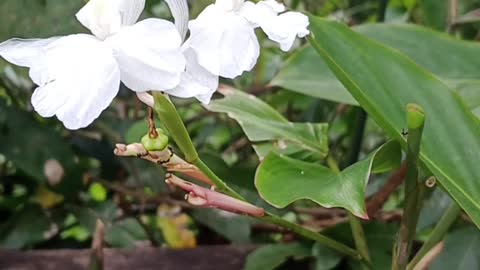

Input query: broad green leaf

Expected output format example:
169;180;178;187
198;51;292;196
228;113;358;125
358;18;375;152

105;218;148;248
312;243;342;270
244;243;311;270
191;209;251;244
0;205;52;249
71;201;118;233
270;46;357;105
0;101;81;192
272;23;480;112
308;17;480;228
255;141;401;218
206;87;328;158
431;227;480;270
0;0;84;40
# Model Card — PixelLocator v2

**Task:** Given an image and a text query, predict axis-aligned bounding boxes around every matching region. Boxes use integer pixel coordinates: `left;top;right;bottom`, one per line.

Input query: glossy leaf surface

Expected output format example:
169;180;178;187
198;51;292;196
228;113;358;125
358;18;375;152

308;17;480;228
255;141;401;218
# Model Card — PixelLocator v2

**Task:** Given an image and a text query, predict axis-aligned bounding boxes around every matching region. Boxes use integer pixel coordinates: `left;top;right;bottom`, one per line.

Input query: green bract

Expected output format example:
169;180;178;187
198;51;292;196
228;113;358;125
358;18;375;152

141;129;169;151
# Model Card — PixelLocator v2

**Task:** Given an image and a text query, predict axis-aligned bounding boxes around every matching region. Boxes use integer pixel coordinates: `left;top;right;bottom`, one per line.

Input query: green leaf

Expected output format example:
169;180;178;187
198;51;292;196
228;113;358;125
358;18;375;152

416;0;449;30
0;101;81;192
308;17;480;228
311;243;342;270
431;227;480;270
270;46;357;105
206;87;328;158
244;243;311;270
272;23;480;112
105;218;148;248
255;141;401;218
89;183;108;202
0;205;52;249
0;0;84;40
191;209;251;244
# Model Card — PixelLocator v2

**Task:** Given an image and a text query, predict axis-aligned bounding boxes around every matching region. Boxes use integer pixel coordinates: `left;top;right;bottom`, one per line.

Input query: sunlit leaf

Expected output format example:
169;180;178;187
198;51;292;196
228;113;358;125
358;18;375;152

272;23;480;113
308;17;480;228
255;141;401;218
207;87;328;158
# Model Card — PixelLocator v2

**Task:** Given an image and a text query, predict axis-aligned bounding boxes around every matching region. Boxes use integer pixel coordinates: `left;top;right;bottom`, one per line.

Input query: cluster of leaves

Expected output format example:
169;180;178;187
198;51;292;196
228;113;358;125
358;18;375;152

1;0;480;269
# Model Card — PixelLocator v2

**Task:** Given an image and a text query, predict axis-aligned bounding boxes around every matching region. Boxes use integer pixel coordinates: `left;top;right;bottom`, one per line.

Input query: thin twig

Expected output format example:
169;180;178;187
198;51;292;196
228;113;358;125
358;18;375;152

89;220;105;270
448;0;458;33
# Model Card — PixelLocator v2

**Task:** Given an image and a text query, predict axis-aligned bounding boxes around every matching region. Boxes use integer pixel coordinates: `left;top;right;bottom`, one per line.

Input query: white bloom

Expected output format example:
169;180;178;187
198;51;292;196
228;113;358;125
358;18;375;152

164;0;219;105
0;0;186;129
188;0;310;79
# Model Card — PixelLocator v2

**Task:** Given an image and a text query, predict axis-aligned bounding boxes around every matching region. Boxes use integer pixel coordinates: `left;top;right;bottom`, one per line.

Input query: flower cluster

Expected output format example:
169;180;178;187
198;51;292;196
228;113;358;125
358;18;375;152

0;0;309;129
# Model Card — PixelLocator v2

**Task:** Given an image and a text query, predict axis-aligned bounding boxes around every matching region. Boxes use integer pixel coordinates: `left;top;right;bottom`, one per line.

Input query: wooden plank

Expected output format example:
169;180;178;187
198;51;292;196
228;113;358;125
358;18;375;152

0;246;255;270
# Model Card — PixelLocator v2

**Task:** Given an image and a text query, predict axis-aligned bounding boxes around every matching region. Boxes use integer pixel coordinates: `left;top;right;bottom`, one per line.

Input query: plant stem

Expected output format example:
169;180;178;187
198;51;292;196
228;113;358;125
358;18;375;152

262;212;361;259
328;155;371;265
448;0;458;33
153;93;198;163
152;94;362;259
406;203;461;270
392;104;426;270
192;158;243;200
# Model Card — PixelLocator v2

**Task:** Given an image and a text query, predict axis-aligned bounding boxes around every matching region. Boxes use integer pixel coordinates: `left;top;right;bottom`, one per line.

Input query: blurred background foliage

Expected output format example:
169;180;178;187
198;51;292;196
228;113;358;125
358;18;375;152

0;0;479;269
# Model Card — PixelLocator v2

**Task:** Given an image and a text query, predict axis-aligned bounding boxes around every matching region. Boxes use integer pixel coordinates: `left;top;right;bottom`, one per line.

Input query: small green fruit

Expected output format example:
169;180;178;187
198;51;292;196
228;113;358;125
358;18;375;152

141;130;169;151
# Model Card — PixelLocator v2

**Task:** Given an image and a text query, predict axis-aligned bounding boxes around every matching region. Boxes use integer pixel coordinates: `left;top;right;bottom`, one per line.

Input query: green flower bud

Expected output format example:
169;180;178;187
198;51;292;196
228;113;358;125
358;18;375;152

141;129;169;151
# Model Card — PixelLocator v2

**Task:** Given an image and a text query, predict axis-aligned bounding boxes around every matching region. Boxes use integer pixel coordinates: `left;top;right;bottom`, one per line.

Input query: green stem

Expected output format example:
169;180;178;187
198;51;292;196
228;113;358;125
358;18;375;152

153;93;198;163
152;94;361;259
262;212;361;259
393;104;426;270
192;158;243;200
348;212;371;262
328;156;371;265
406;203;461;270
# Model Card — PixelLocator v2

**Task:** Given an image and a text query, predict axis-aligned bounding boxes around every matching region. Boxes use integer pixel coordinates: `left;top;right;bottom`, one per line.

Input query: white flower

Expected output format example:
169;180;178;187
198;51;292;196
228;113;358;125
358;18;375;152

163;0;220;105
188;0;310;79
0;0;186;129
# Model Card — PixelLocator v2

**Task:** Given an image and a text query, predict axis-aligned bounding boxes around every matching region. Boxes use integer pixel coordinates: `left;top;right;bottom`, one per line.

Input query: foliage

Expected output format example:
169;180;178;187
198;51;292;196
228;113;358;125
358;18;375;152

0;0;480;269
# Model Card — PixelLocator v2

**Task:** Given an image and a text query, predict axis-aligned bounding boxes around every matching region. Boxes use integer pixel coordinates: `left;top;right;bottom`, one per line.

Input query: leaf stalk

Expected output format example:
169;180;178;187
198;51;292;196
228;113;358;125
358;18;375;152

392;104;426;270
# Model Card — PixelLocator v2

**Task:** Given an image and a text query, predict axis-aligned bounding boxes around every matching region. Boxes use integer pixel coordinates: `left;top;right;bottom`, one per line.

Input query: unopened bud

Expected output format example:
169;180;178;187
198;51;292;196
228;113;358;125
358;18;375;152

141;129;169;151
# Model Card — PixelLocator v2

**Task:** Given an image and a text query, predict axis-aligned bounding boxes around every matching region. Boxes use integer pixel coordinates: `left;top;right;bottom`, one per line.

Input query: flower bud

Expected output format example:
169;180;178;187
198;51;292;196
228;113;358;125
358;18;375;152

141;129;169;151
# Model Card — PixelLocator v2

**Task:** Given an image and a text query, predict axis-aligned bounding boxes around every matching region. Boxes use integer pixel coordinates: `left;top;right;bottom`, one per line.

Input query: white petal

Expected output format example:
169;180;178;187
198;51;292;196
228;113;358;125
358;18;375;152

215;0;245;11
240;0;309;51
76;0;146;39
188;5;259;78
273;12;310;51
106;18;186;92
0;37;60;85
165;0;189;41
257;0;285;13
25;35;120;129
166;47;219;104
